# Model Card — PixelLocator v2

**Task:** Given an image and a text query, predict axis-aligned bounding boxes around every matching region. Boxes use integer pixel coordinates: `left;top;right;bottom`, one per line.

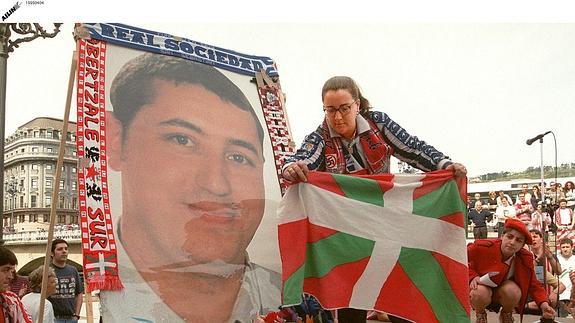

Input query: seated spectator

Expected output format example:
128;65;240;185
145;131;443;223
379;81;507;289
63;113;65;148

525;229;565;312
555;199;574;231
514;193;534;229
22;266;57;323
546;182;565;207
531;203;552;233
468;193;484;211
468;201;493;239
494;197;517;238
497;191;514;206
468;218;556;323
516;184;532;207
531;185;542;210
564;181;575;210
558;238;575;316
486;191;498;214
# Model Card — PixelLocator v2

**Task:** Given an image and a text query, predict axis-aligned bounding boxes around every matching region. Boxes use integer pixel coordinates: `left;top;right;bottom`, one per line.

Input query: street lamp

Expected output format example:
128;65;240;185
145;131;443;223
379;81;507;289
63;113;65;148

0;23;62;244
4;175;18;232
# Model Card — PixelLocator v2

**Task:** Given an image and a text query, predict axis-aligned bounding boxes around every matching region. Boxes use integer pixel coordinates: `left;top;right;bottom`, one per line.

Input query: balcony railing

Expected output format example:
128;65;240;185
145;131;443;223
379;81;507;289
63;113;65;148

4;150;77;164
2;228;81;244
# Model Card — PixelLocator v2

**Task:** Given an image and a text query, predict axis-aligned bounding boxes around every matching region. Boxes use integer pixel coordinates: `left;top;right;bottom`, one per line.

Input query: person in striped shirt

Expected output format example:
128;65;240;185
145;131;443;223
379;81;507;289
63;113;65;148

282;76;466;323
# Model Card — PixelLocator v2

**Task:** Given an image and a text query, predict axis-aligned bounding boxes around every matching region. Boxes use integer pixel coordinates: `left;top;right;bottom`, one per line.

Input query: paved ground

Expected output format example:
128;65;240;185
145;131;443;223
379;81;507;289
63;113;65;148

365;309;574;322
470;310;573;323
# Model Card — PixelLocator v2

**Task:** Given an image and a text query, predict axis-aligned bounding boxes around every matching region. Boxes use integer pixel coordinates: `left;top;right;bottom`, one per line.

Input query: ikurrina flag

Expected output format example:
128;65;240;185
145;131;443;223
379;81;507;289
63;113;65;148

278;170;469;322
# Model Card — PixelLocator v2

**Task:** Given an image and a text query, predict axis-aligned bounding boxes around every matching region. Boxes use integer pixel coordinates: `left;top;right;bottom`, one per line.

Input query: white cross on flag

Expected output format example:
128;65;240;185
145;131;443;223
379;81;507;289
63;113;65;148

278;170;470;322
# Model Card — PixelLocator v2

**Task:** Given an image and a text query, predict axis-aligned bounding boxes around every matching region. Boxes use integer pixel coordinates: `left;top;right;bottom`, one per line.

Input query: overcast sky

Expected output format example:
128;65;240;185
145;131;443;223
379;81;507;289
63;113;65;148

4;22;575;177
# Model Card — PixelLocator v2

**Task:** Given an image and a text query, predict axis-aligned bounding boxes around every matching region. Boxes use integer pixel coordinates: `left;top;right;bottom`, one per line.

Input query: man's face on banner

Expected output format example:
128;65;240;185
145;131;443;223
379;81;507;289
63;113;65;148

109;80;265;268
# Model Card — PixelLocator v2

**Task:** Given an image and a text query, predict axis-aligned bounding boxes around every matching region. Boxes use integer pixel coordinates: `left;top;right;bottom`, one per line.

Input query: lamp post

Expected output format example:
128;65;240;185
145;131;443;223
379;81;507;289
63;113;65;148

5;175;18;232
0;23;62;244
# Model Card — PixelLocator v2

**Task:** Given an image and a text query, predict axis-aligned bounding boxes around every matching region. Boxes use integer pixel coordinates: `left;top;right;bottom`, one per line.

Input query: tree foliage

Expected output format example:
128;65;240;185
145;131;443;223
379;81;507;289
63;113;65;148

473;163;575;182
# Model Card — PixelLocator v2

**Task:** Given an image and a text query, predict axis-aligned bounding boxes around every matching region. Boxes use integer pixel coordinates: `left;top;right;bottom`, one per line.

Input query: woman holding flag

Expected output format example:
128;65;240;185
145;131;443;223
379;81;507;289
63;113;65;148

282;76;466;322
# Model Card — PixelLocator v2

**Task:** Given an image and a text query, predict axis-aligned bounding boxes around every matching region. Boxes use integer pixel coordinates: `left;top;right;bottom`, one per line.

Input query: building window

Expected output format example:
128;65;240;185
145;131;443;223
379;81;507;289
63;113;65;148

20;165;24;171
33;131;39;138
46;179;52;189
70;214;78;224
59;196;65;208
72;167;77;173
58;215;66;224
72;197;78;209
31;164;39;171
31;214;38;222
59;180;65;190
31;179;38;189
46;164;53;171
72;149;77;157
31;147;39;153
19;215;25;223
72;181;77;190
31;196;37;208
46;131;53;138
46;147;53;153
43;214;49;222
19;196;23;208
45;196;51;207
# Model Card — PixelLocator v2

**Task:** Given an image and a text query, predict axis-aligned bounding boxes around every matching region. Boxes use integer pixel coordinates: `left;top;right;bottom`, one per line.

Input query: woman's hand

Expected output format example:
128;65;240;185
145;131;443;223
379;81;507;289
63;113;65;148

282;161;309;183
446;162;467;178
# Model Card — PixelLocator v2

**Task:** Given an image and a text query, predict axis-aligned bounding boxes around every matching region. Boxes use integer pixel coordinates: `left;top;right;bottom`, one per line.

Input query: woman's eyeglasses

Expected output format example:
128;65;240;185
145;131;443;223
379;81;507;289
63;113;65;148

323;100;357;116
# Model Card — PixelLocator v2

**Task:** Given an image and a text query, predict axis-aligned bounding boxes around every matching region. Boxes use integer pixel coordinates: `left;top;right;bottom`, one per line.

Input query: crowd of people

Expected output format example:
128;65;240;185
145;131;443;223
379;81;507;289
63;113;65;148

467;181;575;240
0;238;84;323
467;181;575;321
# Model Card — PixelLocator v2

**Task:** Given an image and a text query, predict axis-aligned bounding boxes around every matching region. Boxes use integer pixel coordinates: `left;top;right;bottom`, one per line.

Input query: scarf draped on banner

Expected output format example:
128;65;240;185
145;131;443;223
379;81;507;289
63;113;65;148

278;170;470;322
76;38;123;292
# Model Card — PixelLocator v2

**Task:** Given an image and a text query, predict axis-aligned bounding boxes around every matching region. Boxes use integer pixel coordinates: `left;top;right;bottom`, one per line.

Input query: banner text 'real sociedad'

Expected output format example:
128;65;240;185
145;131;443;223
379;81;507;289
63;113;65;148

81;23;278;77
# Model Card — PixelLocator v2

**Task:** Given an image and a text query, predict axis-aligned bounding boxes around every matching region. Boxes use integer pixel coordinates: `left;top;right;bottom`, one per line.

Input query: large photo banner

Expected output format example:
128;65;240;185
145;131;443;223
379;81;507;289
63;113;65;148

75;23;293;322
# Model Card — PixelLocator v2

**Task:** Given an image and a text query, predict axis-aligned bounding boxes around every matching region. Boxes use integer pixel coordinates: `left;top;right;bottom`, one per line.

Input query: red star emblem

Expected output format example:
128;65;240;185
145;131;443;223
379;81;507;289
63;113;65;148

85;164;99;180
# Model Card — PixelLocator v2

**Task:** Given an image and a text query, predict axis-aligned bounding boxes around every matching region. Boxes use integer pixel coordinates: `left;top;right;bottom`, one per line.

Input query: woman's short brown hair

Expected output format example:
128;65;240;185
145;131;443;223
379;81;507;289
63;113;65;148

28;266;55;293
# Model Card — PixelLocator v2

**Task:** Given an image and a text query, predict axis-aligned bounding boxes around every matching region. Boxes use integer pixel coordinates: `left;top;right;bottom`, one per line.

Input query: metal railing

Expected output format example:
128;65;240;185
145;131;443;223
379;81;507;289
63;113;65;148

2;228;81;244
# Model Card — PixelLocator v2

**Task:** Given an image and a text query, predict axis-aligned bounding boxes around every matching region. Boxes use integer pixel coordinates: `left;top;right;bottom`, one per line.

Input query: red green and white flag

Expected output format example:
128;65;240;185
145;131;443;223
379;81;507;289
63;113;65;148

278;170;469;322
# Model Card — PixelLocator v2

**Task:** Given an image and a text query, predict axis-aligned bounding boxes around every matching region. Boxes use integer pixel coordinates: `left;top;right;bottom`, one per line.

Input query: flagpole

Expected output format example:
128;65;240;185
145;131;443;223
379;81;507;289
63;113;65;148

37;48;77;323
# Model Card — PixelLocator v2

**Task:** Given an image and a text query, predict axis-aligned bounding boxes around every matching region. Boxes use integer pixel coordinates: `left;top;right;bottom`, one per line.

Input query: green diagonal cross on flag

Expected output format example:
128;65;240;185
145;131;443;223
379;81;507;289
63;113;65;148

278;170;470;323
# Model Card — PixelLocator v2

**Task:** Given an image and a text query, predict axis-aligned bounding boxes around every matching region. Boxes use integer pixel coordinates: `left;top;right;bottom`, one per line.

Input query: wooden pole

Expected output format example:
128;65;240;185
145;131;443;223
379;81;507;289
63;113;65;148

84;280;94;323
37;49;77;323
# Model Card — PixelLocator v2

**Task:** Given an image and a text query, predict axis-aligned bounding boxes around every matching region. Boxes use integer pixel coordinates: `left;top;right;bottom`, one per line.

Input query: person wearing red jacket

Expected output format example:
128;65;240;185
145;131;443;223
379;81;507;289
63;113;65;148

467;218;556;323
